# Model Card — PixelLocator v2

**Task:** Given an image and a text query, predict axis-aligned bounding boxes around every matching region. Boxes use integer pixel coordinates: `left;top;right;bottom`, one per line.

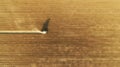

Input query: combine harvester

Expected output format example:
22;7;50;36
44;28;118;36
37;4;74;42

0;19;50;34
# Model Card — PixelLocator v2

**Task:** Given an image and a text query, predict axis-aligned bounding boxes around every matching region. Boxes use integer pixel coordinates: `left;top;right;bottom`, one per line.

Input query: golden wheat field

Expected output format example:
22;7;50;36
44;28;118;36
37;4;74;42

0;0;120;67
